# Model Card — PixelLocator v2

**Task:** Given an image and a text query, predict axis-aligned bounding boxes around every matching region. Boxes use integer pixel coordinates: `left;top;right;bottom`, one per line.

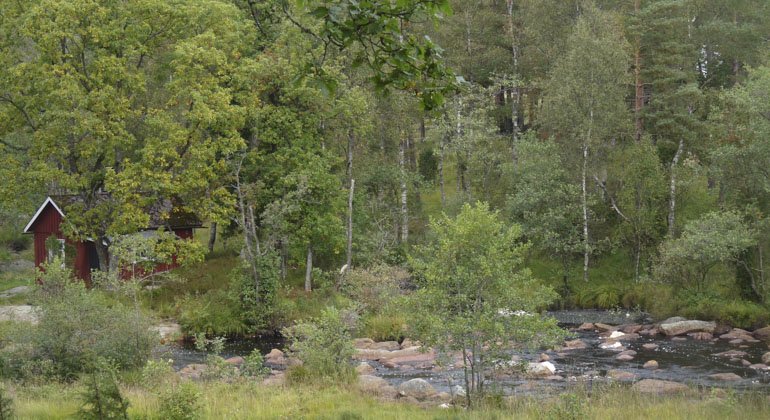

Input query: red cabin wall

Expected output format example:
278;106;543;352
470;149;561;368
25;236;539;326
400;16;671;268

31;202;195;285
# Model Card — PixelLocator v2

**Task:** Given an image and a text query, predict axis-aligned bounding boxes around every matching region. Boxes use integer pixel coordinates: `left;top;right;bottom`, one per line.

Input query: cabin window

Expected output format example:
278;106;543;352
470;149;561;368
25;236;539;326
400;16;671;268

47;238;66;267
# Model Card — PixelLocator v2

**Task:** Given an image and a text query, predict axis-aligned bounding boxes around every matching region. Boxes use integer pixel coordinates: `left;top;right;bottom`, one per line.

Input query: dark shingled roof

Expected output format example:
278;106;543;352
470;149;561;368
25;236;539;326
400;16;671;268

50;194;202;230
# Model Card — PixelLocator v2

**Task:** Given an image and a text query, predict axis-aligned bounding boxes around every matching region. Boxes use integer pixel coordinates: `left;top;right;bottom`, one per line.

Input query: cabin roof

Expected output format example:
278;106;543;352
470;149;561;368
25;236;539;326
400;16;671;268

24;195;202;234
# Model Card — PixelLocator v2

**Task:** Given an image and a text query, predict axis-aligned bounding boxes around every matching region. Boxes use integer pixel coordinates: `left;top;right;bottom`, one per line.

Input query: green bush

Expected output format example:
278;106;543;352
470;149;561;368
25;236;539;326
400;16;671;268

241;349;270;379
339;264;410;314
0;385;13;420
176;291;248;336
4;260;155;380
78;359;130;420
282;306;356;384
717;300;770;328
157;382;201;420
362;313;406;342
141;359;175;387
574;284;624;309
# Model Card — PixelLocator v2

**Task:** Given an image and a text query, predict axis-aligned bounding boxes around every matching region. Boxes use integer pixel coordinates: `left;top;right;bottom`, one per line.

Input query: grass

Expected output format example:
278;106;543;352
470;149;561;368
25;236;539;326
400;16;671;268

5;380;769;420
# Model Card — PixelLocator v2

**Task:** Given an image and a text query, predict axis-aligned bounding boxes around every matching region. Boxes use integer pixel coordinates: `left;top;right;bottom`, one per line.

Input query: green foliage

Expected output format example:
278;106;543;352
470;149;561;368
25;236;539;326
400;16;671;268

0;385;13;420
362;313;406;343
5;259;154;380
157;382;201;420
175;291;248;337
78;359;130;420
418;148;439;184
409;202;565;404
282;306;356;384
193;335;237;381
240;350;270;380
655;211;756;291
339;264;410;315
140;359;175;387
545;392;587;420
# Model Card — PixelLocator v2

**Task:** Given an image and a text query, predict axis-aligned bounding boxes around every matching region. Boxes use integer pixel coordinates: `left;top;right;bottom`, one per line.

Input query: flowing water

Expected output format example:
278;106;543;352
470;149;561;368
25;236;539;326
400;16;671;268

164;310;770;395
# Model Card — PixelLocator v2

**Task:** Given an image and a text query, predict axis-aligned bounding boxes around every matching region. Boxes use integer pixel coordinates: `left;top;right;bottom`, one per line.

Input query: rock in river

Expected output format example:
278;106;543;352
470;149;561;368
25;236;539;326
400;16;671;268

659;320;715;336
632;379;688;394
356;362;375;375
643;360;659;369
708;373;742;382
398;378;438;401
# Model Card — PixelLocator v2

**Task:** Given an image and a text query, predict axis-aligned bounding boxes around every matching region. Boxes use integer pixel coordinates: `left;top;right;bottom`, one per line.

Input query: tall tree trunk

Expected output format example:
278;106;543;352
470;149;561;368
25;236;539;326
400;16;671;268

634;0;643;142
464;149;471;201
207;222;217;253
346;179;355;269
279;237;287;281
506;0;521;157
667;139;684;237
399;139;408;243
439;135;446;207
305;244;313;292
94;236;110;274
582;142;589;283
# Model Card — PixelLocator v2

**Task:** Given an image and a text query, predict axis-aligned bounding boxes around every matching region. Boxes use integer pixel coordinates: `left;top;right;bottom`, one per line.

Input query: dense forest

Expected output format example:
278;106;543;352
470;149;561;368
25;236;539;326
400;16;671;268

2;0;770;416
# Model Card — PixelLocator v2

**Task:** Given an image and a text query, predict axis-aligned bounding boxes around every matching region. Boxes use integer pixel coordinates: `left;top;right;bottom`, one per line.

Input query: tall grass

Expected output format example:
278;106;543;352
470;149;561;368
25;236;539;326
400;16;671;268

7;380;769;420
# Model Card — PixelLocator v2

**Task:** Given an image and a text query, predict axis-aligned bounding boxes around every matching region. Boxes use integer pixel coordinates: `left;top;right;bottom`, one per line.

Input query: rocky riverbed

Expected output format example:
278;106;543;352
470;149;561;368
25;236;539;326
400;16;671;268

168;310;770;404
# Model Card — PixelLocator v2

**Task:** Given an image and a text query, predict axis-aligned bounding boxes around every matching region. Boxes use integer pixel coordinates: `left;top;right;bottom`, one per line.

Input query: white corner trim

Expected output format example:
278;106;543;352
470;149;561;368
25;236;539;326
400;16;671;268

23;197;65;233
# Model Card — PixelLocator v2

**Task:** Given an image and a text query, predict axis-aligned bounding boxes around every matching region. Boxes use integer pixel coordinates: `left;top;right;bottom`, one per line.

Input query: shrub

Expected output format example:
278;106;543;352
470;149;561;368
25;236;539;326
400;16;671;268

158;382;201;420
362;313;406;342
141;359;175;387
193;334;236;381
175;291;248;336
282;306;356;384
4;260;155;380
78;359;130;420
545;392;587;420
339;264;410;314
241;349;270;379
0;385;13;420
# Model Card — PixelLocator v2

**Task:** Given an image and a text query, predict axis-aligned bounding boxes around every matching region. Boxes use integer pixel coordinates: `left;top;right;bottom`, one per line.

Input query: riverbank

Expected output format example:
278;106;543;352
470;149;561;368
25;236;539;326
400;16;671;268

7;380;769;419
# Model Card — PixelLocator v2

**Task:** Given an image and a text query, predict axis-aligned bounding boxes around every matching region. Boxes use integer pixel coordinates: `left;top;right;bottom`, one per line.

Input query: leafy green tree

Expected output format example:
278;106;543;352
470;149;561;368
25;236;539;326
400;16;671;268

409;202;563;406
655;211;756;291
540;3;630;283
78;358;129;420
507;134;583;292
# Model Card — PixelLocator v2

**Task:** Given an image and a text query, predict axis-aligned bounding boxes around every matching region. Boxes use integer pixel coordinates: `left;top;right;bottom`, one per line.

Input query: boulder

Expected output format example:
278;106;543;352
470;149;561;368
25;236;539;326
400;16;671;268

609;331;625;339
600;341;623;350
359;375;397;398
607;370;636;381
262;371;285;386
595;323;618;332
353;338;374;349
370;341;400;351
0;286;31;298
750;363;769;370
450;385;466;400
618;350;637;357
400;338;419;348
643;360;659;369
178;363;206;380
354;349;393;361
356;362;375;375
659;320;715;336
266;348;285;361
708;373;742;381
661;316;687;324
150;322;183;341
0;305;39;324
741;359;751;367
578;322;595;331
544;375;565;381
538;353;551;362
616;354;634;362
642;343;659;350
671;337;687;342
714;350;748;359
762;352;770;365
526;362;556;377
383;361;398;369
753;326;770;342
398;378;438;401
562;339;587;350
621;324;643;334
224;356;243;365
632;379;688;395
720;329;754;341
688;332;713;341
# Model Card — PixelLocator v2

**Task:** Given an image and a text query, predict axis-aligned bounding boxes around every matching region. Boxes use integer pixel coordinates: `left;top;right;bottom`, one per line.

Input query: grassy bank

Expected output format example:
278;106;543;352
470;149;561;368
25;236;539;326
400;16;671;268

6;380;769;420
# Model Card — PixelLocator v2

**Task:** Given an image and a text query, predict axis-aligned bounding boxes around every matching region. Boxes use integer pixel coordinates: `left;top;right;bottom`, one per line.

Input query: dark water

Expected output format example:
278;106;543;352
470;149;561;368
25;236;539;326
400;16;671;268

163;310;770;395
160;335;285;370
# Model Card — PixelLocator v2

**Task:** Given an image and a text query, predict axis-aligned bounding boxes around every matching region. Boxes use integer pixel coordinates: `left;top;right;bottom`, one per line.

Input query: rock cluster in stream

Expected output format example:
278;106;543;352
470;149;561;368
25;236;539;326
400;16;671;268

172;317;770;406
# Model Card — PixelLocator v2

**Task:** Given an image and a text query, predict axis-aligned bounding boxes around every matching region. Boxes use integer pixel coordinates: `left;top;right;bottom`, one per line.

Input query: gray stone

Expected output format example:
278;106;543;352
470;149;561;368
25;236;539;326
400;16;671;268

660;320;715;336
642;343;659;350
353;338;374;349
0;305;38;324
762;352;770;365
358;375;397;398
356;362;375;375
369;341;400;351
708;373;742;381
398;378;438;401
578;323;595;331
0;286;31;298
643;360;659;369
632;379;688;394
661;316;687;324
753;326;770;342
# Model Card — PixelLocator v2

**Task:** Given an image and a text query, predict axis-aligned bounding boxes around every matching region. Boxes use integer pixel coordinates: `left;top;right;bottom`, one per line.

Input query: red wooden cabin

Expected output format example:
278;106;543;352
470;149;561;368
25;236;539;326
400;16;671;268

24;196;201;287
